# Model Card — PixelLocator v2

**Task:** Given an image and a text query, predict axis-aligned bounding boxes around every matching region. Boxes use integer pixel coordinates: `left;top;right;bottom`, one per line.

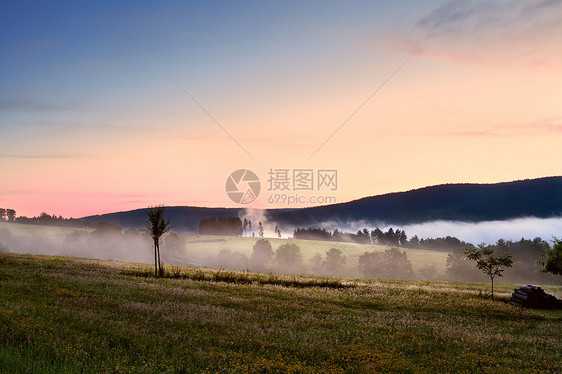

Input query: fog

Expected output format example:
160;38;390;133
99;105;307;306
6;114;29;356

400;217;562;245
0;223;155;264
288;216;562;245
1;216;560;285
239;208;288;238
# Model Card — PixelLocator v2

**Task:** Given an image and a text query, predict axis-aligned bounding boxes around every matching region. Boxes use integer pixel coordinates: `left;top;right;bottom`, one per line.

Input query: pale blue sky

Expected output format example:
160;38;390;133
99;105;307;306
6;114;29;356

1;1;560;217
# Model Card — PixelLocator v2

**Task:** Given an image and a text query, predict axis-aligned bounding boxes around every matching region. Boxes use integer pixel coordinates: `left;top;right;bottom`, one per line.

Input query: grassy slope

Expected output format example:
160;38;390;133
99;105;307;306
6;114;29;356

1;253;560;373
0;222;450;276
182;234;449;275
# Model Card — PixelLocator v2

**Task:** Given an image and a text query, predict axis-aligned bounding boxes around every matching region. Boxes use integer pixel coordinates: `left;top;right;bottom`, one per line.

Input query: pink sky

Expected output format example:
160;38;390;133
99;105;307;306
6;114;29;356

1;1;561;218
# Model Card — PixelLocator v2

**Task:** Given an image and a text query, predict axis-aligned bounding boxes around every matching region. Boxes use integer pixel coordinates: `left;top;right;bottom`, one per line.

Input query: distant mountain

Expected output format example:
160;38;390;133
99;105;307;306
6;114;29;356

269;176;562;227
81;176;562;232
82;207;248;233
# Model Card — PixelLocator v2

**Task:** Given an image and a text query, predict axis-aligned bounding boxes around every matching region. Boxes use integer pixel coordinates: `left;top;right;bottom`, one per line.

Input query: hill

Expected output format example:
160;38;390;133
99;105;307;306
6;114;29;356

270;176;562;226
83;206;249;232
81;176;562;231
1;253;560;373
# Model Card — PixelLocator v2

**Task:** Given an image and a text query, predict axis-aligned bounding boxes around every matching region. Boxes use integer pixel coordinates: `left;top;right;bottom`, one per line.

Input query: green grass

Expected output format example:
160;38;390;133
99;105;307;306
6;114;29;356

121;265;353;289
182;234;449;276
0;222;451;277
1;253;561;373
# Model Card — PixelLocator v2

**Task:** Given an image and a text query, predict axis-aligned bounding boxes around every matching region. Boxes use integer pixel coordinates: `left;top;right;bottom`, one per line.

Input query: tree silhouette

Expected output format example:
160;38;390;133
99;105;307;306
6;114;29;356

538;238;562;276
199;217;242;235
358;251;384;278
466;246;513;300
324;248;346;274
251;239;273;271
309;253;324;274
446;247;481;281
162;232;185;258
146;206;171;277
6;209;16;222
0;208;6;221
274;243;303;274
358;248;413;279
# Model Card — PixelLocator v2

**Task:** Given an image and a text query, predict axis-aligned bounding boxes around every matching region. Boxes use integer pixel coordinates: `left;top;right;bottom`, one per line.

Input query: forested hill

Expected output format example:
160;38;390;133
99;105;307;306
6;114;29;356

82;207;248;232
81;176;562;231
269;176;562;226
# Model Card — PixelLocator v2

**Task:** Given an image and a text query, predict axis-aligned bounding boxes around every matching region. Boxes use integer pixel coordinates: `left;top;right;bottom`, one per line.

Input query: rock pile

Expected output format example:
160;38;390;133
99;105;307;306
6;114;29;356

510;285;562;309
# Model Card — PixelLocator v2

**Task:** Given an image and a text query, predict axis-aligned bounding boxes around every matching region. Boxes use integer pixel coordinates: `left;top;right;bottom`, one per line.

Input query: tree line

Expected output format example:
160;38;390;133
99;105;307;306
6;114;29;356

207;239;417;279
198;217;243;236
0;208;87;228
3;208;560;285
207;236;560;290
0;208;17;222
0;219;184;266
293;226;473;250
198;217;270;238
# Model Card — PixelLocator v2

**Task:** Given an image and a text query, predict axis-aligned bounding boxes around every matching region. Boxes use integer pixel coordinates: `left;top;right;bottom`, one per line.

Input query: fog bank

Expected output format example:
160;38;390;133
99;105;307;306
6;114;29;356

400;217;562;245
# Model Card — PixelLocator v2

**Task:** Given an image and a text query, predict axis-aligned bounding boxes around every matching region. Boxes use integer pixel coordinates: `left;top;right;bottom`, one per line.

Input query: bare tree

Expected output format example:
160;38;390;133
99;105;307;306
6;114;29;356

146;206;171;277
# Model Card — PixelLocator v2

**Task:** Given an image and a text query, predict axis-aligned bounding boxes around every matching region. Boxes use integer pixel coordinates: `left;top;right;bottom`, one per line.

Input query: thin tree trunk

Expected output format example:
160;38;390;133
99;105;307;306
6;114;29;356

491;277;494;300
156;241;161;276
154;241;158;277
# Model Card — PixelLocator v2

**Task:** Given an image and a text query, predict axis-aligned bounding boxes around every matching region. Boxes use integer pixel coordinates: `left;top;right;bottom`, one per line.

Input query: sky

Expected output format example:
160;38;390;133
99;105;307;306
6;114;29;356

1;0;561;218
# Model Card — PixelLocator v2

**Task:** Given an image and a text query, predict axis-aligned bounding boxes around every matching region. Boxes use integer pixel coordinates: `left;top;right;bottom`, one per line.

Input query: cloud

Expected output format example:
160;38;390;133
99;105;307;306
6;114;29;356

0;152;92;159
395;0;562;67
420;118;562;137
0;98;74;112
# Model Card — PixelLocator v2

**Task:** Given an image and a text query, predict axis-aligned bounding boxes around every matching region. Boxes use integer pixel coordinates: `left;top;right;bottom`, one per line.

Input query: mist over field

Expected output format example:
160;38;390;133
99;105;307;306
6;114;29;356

401;217;562;245
277;216;562;246
0;223;153;264
1;214;560;285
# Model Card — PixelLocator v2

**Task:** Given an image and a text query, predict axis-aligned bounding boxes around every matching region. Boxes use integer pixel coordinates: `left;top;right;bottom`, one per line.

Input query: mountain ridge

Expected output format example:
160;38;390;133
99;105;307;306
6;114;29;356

81;176;562;231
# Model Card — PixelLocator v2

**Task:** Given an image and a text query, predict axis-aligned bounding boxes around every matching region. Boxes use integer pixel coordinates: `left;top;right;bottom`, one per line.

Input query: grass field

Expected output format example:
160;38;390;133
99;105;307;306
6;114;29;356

182;233;450;275
0;222;451;278
1;253;560;373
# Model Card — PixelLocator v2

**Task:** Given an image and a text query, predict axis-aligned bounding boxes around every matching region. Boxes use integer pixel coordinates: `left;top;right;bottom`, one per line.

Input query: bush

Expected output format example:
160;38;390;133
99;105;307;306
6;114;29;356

358;248;413;279
274;243;304;274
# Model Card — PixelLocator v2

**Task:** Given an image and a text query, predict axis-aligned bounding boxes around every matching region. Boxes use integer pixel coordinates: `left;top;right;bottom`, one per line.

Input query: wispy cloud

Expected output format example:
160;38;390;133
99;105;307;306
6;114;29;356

420;118;562;138
0;98;75;112
0;152;92;159
394;0;562;67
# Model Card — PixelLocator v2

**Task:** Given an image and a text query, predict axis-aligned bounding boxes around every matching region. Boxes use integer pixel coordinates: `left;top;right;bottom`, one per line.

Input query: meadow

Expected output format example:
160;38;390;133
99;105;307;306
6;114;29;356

0;222;450;278
173;234;449;277
1;253;560;373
